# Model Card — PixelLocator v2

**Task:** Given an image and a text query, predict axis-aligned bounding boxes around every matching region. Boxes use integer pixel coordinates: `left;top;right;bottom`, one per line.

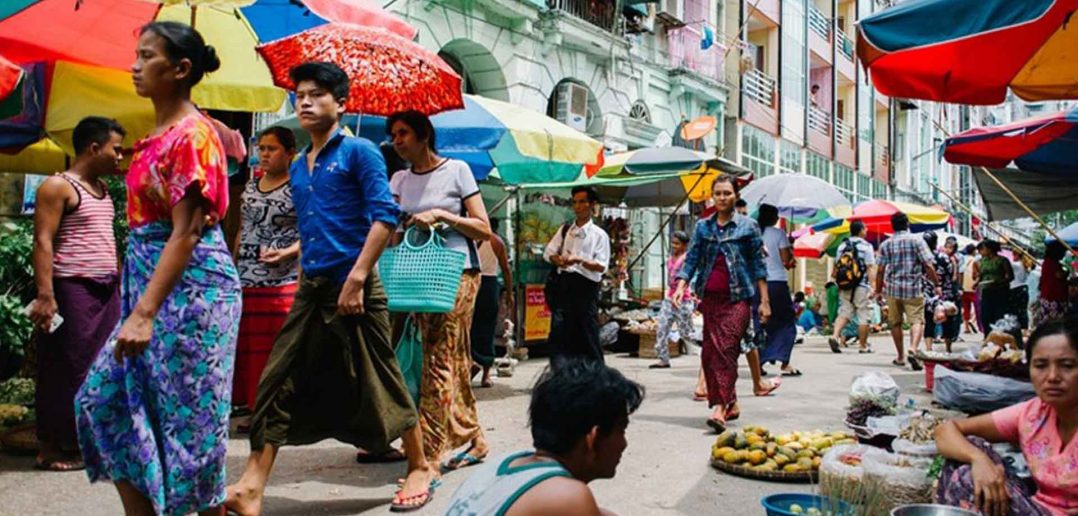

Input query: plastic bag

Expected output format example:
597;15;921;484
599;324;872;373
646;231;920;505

820;444;874;504
394;316;423;406
861;451;934;516
849;371;900;408
892;438;938;459
932;366;1035;414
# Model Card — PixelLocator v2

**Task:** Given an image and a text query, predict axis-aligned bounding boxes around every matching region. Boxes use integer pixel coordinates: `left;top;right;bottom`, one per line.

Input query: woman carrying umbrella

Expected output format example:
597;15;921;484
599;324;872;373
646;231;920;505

673;176;770;432
74;22;241;515
387;110;494;472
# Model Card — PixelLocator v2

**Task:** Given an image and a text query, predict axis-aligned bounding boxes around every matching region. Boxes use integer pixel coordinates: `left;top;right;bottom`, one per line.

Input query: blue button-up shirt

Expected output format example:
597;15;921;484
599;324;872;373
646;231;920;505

676;213;767;303
290;130;400;284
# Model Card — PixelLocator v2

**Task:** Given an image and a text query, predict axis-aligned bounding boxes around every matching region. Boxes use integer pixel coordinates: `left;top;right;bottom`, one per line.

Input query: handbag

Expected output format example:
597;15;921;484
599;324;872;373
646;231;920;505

394;315;423;406
543;224;571;311
379;226;466;313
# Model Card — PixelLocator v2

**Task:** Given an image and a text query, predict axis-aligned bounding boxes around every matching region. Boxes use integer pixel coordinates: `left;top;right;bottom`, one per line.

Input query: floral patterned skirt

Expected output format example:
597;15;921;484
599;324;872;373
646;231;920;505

75;223;241;516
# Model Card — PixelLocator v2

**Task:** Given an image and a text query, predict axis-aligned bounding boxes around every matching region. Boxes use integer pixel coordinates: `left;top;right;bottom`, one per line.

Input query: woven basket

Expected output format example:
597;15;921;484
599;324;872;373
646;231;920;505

711;458;819;483
379;227;466;313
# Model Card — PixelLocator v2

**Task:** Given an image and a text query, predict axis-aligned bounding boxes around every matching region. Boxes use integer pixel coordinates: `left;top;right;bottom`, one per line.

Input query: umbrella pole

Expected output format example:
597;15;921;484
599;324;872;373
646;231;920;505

930;183;1038;264
624;172;708;292
977;166;1077;257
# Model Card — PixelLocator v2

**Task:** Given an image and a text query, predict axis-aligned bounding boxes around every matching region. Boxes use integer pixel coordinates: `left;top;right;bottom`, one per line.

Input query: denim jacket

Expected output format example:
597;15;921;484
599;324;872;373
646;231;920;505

676;213;767;303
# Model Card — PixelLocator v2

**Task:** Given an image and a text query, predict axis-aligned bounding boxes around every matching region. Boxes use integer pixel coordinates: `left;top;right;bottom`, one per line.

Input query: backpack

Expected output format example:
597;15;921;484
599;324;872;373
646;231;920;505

835;239;866;292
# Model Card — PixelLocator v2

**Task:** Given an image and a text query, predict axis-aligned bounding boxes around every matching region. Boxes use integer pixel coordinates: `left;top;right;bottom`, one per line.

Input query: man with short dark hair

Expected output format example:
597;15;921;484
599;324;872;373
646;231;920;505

734;198;748;215
29;116;125;471
544;186;611;364
876;212;939;370
445;359;643;515
227;62;435;514
828;220;876;353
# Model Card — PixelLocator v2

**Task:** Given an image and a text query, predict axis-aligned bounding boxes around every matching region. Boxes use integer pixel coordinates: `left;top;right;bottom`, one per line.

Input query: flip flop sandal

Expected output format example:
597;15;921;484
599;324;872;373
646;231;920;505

34;458;85;472
781;368;803;377
754;378;781;397
892;359;906;367
356;448;406;464
691;392;708;402
441;452;485;472
390;484;437;513
858;348;874;354
908;356;923;371
725;405;740;421
828;337;842;354
706;418;726;433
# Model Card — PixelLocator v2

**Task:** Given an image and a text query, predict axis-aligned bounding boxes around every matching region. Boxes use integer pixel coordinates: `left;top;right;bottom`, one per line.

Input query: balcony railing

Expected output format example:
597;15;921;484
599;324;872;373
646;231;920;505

835;118;855;147
876;143;890;169
667;24;724;82
744;68;777;108
549;0;618;33
808;106;831;135
809;5;831;41
836;26;854;59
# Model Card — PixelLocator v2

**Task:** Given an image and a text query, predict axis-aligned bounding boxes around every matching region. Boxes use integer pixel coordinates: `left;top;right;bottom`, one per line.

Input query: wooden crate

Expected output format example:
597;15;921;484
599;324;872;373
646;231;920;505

636;332;682;359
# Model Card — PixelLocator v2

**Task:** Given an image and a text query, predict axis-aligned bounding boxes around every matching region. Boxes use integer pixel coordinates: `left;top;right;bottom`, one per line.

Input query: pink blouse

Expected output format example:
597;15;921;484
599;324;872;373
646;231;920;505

126;114;229;228
991;398;1078;515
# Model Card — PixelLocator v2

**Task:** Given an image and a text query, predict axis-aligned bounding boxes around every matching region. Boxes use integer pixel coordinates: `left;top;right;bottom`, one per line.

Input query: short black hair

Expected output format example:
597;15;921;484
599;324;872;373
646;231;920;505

715;175;741;197
140;21;220;88
1026;317;1078;362
793;291;806;303
289;62;350;104
530;359;644;455
386;110;437;152
978;239;1001;254
672;230;689;244
72;117;125;155
1045;240;1067;261
849;220;866;237
258;126;297;152
963;244;977;254
734;198;747;208
891;212;910;231
922;231;938;251
757;203;779;227
571;186;599;203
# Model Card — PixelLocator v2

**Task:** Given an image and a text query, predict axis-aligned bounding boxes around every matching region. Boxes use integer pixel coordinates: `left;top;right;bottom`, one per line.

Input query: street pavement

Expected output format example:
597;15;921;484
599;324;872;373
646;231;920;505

0;332;951;515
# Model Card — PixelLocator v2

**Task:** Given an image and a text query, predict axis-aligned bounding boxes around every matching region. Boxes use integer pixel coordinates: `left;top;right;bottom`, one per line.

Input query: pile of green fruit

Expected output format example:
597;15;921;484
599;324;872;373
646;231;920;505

711;427;857;474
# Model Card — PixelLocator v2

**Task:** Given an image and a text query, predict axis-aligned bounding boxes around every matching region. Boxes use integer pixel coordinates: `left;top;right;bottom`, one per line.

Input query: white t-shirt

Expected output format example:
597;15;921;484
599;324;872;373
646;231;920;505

1010;259;1028;289
390;159;482;269
761;226;791;282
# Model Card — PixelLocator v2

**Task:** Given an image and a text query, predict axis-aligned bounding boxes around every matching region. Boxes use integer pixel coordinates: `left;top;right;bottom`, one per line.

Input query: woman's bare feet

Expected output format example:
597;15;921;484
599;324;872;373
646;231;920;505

753;378;781;396
224;481;263;516
396;464;438;502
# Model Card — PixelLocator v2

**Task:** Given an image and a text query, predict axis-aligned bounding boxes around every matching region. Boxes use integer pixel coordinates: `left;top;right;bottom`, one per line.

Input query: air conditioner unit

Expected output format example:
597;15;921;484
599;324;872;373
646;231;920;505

555;82;588;132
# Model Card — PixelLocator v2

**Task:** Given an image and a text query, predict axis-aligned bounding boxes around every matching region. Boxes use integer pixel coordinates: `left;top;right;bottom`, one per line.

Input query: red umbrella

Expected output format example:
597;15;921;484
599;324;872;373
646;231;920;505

793;231;838;259
0;55;23;100
257;23;463;116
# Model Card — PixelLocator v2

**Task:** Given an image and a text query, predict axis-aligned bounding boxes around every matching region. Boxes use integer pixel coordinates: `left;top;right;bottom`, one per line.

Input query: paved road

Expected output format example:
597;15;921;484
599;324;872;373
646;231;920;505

0;333;950;515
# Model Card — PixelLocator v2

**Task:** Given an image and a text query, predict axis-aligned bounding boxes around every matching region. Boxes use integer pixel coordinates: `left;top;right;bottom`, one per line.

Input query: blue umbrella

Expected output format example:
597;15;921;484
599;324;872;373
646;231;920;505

240;0;416;42
1046;221;1078;246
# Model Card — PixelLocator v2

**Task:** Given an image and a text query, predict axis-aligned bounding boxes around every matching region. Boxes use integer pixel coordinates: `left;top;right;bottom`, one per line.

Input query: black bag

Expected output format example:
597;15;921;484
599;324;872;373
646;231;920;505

544;224;571;311
835;239;866;292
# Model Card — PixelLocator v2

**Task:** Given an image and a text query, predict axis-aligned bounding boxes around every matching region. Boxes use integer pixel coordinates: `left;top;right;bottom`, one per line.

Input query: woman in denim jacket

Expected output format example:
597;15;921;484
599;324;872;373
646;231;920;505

673;176;770;432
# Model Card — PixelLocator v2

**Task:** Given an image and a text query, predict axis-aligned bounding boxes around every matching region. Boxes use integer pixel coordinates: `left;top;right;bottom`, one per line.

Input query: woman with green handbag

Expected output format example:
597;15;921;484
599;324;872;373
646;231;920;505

387;111;495;474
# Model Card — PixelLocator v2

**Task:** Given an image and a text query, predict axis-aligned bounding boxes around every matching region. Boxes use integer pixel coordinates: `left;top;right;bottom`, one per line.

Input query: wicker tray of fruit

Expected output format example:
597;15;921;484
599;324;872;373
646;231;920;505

709;427;857;483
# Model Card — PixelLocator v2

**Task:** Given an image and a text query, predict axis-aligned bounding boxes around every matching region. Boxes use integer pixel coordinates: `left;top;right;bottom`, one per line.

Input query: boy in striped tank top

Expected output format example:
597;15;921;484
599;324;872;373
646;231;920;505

446;359;643;516
29;116;124;471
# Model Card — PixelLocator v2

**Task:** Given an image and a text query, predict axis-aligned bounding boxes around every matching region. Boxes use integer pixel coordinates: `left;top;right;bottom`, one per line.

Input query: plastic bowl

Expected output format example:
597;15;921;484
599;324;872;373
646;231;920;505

890;504;980;516
761;493;852;516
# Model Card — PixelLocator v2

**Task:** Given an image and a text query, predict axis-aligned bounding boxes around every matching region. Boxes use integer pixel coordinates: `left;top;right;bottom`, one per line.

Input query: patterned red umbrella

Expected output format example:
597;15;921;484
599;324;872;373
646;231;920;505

257;23;463;116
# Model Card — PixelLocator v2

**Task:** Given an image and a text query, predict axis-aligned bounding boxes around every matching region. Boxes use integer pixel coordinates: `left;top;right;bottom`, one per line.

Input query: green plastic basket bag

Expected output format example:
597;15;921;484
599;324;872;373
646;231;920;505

379;226;466;313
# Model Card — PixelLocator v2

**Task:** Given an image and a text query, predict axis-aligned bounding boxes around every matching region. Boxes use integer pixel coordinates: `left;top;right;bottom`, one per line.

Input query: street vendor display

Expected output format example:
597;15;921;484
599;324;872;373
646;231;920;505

710;426;858;482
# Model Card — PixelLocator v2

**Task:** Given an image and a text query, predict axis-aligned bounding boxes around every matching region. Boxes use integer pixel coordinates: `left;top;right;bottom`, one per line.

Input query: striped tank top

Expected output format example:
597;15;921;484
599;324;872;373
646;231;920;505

445;451;571;516
53;173;117;278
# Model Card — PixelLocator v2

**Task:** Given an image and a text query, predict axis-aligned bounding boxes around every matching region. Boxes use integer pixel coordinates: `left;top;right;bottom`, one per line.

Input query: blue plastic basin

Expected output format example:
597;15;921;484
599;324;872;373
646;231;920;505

761;493;852;516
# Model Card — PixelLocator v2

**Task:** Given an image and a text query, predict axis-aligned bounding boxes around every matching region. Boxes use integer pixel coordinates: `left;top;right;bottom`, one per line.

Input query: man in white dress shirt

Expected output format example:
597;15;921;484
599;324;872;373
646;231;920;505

544;186;611;365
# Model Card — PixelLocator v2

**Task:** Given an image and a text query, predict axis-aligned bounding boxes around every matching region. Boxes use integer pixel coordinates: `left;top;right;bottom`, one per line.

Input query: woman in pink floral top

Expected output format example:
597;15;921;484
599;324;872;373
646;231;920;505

934;318;1078;516
75;22;241;516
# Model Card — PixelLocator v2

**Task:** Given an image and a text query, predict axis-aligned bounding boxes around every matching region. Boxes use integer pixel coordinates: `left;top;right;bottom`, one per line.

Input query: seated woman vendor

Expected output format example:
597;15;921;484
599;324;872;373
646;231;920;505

933;317;1078;516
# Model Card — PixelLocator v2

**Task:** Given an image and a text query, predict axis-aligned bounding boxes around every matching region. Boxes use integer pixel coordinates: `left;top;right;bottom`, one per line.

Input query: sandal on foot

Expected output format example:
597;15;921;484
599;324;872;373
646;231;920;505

858;347;874;354
706;418;726;433
828;337;842;354
648;362;671;369
480;378;494;388
892;359;906;367
442;452;485;472
908;356;923;371
754;378;781;397
781;368;803;377
692;391;708;402
356;448;406;464
34;458;85;471
725;405;740;421
390;486;435;513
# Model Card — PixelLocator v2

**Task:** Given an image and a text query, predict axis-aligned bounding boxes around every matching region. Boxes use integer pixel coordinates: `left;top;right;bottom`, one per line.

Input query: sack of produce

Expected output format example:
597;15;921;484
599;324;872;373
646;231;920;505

819;444;874;504
932;366;1035;414
849;371;899;408
892;412;941;459
861;452;934;516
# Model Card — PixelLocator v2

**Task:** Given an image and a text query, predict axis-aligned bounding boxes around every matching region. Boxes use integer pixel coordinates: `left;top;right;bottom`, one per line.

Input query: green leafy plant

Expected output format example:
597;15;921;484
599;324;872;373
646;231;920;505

103;175;128;258
0;220;34;359
0;377;34;405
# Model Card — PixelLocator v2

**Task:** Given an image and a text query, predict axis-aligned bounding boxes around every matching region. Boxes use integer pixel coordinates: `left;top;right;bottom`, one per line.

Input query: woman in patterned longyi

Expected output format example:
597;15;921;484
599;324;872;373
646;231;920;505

74;22;242;516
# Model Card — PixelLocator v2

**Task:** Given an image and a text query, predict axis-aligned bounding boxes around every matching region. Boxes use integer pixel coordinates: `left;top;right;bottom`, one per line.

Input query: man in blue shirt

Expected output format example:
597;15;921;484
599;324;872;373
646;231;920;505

227;62;437;514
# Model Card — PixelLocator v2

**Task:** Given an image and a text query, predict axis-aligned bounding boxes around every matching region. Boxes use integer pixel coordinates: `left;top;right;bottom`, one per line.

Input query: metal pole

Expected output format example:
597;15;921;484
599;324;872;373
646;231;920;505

930;183;1038;264
977;166;1077;257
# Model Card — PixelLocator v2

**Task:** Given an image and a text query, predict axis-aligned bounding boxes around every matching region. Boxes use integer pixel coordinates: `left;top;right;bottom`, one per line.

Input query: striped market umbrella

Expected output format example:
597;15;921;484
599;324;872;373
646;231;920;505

943;107;1078;175
812;200;950;241
857;0;1078;105
739;173;850;224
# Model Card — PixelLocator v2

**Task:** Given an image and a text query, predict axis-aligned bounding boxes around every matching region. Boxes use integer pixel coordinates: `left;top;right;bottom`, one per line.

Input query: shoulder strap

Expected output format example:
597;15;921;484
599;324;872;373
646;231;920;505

57;173;83;215
555;223;570;255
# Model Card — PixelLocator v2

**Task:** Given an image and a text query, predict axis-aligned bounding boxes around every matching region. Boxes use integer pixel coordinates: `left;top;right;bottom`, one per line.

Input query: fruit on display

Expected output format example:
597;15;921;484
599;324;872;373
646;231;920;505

711;427;856;475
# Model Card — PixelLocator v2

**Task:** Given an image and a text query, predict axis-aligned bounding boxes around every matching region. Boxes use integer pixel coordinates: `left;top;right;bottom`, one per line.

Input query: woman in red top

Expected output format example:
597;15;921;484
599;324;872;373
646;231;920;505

1037;241;1069;328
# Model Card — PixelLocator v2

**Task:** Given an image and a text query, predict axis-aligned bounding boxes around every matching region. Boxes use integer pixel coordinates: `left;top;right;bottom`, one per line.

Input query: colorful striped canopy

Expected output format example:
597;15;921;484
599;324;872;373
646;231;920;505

943;108;1078;175
812;200;950;236
857;0;1078;105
